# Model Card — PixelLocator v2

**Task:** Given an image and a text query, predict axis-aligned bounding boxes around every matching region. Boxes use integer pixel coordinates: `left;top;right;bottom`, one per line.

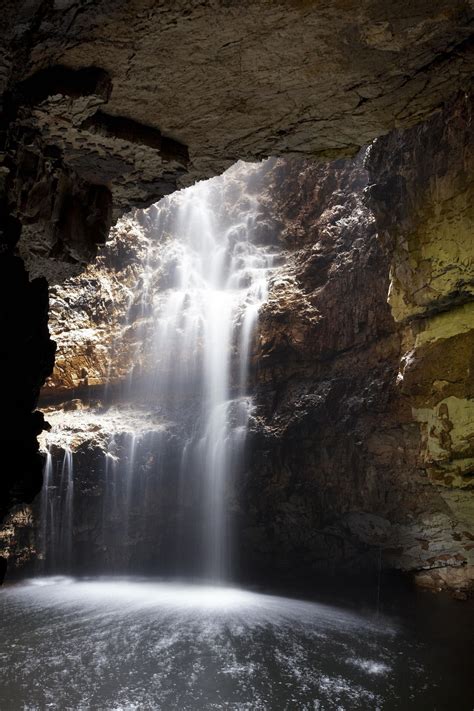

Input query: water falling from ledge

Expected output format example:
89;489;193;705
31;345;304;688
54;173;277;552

38;162;278;581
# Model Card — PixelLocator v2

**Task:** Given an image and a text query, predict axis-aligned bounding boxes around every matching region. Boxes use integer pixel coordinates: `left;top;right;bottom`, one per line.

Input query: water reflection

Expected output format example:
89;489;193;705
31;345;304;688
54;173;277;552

2;579;470;710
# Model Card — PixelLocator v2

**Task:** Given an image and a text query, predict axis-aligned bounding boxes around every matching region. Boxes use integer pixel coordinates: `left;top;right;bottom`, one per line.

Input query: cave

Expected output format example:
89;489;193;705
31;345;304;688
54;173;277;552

0;2;473;708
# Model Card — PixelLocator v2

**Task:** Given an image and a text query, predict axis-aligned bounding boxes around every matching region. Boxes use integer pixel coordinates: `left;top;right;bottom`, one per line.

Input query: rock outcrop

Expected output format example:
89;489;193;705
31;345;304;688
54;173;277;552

235;145;473;597
1;3;473;588
365;91;474;593
235;96;473;595
2;1;473;280
3;100;472;595
41;160;279;398
41;216;150;399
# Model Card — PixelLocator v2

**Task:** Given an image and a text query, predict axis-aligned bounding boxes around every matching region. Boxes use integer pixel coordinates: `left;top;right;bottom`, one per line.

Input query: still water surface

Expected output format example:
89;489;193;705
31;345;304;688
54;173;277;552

1;578;472;710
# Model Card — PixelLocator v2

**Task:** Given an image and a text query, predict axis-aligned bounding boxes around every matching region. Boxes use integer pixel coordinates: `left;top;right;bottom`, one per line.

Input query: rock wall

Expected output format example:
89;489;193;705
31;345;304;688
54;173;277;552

1;2;473;562
236;95;473;595
41;216;150;400
3;0;471;287
237;156;410;577
365;92;474;593
41;160;280;398
233;145;473;597
3;94;472;595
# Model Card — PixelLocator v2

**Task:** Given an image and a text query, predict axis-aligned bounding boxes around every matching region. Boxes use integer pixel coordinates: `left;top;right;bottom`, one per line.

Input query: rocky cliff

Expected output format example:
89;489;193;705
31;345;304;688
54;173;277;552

238;94;473;595
239;149;473;595
365;92;474;593
2;93;472;595
1;2;473;560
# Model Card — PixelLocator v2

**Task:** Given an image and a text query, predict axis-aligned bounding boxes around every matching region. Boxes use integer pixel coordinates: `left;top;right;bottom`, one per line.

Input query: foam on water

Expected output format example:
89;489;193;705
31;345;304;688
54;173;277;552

39;164;278;582
1;579;423;710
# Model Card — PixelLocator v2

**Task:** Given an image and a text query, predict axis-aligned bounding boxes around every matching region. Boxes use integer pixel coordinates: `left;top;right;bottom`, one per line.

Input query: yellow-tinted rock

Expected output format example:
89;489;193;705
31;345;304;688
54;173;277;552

415;303;474;347
413;396;474;487
389;190;474;322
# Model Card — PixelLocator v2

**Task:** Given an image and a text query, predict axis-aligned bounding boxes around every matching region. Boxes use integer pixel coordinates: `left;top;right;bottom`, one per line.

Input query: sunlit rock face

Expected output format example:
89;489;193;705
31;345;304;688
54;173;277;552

365;92;474;594
235;153;455;587
42;218;151;399
43;161;279;398
4;107;472;595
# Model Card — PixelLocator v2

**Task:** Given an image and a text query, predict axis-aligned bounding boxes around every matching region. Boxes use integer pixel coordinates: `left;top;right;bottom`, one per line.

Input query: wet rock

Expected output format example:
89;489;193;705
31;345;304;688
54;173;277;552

365;91;474;593
0;2;473;555
1;79;473;593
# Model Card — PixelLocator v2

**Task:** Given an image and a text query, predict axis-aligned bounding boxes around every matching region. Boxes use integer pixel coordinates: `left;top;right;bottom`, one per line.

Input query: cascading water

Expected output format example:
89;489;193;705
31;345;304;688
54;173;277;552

139;177;274;580
6;163;471;711
39;445;74;573
38;449;52;561
38;163;276;581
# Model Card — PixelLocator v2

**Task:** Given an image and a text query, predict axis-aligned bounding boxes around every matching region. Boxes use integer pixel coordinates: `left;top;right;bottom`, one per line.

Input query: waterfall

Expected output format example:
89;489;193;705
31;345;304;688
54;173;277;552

138;175;274;580
38;449;52;562
39;445;74;573
38;162;276;581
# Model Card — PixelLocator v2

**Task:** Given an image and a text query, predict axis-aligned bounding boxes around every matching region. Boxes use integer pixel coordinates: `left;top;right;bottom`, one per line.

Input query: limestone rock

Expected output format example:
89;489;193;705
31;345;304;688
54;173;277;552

1;1;473;544
365;92;474;594
7;133;471;594
2;1;473;280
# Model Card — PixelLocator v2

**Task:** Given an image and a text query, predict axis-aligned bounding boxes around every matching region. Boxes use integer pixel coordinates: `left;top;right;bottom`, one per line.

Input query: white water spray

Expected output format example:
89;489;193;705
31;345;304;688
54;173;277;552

139;173;275;579
39;163;276;580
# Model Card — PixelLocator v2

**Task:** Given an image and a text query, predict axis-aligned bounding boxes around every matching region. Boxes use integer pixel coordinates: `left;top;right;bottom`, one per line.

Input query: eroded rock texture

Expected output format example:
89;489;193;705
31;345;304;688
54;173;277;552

1;1;473;279
237;143;473;596
365;92;474;593
41;216;150;400
239;95;473;595
3;100;472;594
1;1;473;587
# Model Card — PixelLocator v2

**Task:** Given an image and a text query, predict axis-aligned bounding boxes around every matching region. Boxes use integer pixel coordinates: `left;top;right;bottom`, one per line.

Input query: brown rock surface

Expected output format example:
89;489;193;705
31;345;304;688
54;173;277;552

42;216;150;398
6;128;470;594
365;92;474;593
0;3;473;587
1;1;473;279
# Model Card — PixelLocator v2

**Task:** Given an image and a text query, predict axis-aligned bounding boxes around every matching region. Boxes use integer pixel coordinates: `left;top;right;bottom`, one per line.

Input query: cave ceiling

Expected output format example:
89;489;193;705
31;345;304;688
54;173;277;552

2;0;473;225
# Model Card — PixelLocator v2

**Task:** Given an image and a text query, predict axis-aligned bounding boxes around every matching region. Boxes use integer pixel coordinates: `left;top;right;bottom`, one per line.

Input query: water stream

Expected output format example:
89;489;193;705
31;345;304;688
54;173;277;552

4;164;473;709
38;164;276;581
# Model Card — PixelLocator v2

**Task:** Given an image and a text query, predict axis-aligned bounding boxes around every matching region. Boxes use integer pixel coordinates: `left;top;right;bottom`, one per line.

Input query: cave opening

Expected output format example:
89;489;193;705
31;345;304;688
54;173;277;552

36;159;279;582
2;143;473;708
1;2;473;701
